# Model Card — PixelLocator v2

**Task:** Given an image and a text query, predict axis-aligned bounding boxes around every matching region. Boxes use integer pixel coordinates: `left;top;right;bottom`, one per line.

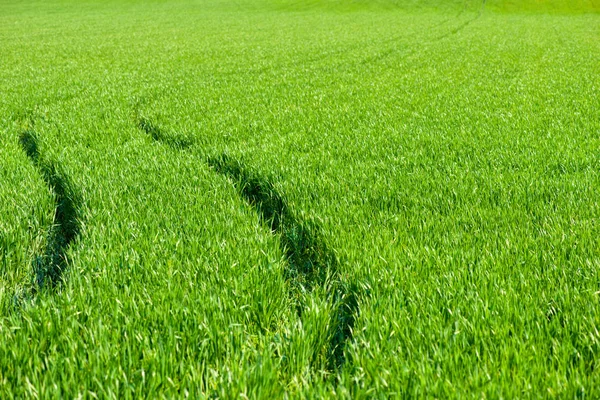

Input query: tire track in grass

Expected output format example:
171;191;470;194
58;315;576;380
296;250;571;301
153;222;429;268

433;0;487;40
138;118;194;150
18;130;81;292
207;155;359;371
139;118;359;371
359;0;487;66
207;154;333;293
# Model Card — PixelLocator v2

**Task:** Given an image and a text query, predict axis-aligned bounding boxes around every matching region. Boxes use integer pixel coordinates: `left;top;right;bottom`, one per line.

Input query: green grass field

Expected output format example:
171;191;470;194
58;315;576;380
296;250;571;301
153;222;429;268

1;0;599;397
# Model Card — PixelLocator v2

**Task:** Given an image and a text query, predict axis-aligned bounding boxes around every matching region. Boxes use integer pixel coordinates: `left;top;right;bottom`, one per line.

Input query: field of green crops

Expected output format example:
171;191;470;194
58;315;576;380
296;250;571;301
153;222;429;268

1;0;599;397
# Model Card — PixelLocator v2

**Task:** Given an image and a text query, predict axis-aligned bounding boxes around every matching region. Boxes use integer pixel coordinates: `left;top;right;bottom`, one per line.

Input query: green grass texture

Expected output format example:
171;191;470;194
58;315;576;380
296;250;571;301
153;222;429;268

1;0;599;397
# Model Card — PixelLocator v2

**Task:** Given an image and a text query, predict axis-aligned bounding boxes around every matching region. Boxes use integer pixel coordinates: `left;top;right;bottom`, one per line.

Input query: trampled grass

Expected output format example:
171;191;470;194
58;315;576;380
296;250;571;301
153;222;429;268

1;0;599;397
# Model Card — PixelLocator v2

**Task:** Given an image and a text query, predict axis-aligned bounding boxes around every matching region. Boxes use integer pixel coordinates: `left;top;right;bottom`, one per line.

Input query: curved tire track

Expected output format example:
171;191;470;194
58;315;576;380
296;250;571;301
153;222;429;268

207;155;359;371
139;118;360;371
19;130;81;291
138;118;194;150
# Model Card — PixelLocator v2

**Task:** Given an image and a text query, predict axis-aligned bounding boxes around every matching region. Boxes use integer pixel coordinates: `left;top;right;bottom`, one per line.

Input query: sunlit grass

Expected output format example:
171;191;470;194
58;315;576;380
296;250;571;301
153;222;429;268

1;0;599;397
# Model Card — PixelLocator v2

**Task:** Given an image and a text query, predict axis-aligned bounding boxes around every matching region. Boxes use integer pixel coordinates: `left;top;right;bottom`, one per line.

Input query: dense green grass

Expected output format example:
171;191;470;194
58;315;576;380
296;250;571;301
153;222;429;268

1;0;599;397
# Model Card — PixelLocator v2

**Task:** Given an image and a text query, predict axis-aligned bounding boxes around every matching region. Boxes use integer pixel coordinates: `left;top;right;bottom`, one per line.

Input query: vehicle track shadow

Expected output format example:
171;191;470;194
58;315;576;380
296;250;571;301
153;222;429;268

19;130;81;292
